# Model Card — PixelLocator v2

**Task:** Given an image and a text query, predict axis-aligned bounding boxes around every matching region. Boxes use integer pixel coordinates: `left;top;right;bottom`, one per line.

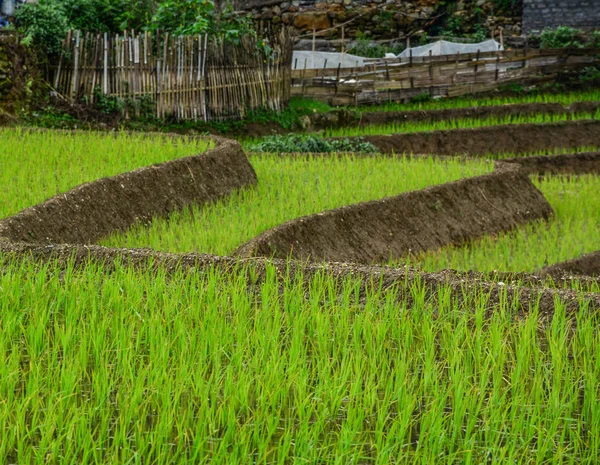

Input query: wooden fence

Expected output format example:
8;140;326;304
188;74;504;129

51;30;293;120
292;48;600;106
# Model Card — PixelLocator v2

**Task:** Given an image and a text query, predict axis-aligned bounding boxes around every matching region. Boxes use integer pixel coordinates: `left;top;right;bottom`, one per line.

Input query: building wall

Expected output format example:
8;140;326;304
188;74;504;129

523;0;600;33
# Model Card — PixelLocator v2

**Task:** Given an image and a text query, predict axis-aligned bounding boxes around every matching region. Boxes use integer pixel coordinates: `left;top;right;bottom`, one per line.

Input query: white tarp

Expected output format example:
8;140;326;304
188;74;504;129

292;51;368;70
394;39;503;58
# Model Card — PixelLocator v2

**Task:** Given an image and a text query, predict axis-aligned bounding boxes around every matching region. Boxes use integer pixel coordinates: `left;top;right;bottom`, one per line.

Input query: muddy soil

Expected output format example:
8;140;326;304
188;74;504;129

0;137;257;245
362;120;600;156
1;240;598;317
541;251;600;278
235;169;552;264
496;151;600;175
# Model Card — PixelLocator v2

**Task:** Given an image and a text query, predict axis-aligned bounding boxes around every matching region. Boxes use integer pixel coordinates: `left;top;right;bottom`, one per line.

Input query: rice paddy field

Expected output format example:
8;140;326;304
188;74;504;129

1;93;600;464
358;89;600;113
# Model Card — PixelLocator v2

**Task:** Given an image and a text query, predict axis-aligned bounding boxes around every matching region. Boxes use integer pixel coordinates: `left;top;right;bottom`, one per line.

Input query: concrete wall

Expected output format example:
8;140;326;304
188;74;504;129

523;0;600;33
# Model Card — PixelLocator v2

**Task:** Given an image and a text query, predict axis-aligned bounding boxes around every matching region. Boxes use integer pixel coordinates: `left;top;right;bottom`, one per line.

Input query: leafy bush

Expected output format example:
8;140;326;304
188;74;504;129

579;65;600;83
15;0;258;55
149;0;254;43
410;91;433;104
249;134;379;153
540;26;586;49
14;2;69;55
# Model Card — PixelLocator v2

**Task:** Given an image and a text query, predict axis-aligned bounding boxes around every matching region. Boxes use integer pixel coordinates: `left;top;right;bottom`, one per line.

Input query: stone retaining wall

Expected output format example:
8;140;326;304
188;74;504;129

523;0;600;33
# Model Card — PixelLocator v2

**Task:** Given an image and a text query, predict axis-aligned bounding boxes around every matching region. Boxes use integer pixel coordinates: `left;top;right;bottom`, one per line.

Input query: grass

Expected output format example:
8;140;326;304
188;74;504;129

101;148;600;274
321;109;600;138
0;128;211;218
1;257;599;463
358;89;600;113
408;174;600;273
1;119;599;463
100;154;493;255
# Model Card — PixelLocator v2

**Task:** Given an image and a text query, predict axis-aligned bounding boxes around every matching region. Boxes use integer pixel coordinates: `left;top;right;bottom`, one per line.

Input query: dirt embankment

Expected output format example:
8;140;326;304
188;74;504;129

235;168;553;264
1;241;599;316
362;120;600;156
496;151;600;175
541;251;600;278
0;137;257;245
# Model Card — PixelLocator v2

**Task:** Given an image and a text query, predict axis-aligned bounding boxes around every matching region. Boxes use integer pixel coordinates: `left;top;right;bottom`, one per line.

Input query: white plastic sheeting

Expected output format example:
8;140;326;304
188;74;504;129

394;39;503;58
292;51;368;70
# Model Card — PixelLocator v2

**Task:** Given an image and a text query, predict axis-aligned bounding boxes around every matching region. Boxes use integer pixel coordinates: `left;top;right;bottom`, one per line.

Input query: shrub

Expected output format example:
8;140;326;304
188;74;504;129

410;91;433;104
249;134;379;153
14;1;69;55
540;26;585;49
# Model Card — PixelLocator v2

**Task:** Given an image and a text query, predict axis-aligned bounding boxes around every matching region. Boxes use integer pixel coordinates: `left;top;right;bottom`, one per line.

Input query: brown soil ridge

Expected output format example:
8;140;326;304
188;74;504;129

0;137;257;245
1;240;598;316
349;101;600;128
495;151;600;175
235;168;553;264
361;120;600;156
540;251;600;278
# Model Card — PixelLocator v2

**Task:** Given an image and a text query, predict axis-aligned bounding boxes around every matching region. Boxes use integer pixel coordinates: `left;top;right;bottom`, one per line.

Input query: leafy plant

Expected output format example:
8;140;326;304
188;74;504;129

249;134;379;153
540;26;585;49
14;1;69;55
92;86;124;114
410;91;433;104
149;0;255;43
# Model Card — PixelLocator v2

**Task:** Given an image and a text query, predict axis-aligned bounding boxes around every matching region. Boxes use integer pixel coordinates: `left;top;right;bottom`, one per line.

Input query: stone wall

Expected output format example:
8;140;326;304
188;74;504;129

243;0;522;41
523;0;600;34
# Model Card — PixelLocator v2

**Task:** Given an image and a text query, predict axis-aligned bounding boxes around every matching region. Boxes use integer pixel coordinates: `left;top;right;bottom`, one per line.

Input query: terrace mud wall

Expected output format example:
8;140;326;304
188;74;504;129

1;240;599;316
496;151;600;175
541;251;600;278
362;120;600;156
0;130;598;314
235;168;553;263
0;137;257;245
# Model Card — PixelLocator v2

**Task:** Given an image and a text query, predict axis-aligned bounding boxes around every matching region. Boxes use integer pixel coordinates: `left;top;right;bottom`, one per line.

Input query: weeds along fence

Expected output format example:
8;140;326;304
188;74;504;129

51;30;293;120
292;48;600;106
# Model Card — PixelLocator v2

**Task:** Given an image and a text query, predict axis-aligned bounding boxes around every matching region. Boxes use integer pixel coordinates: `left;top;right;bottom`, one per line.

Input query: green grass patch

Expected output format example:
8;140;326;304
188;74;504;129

0;129;210;218
100;155;492;255
0;258;598;463
322;110;600;138
407;174;600;273
358;89;600;113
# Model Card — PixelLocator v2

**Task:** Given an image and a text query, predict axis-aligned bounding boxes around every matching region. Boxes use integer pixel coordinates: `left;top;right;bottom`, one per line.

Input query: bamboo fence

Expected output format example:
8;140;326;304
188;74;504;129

291;48;600;105
51;29;293;120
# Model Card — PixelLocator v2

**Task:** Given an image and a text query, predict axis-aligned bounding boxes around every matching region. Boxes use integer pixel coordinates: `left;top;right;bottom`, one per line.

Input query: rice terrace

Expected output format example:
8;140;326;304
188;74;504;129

2;1;600;461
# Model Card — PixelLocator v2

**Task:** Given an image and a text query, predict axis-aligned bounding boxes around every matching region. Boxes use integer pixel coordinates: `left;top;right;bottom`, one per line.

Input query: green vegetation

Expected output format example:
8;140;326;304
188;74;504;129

540;26;600;49
1;257;599;463
15;0;256;56
408;174;600;272
358;89;600;113
249;134;378;154
2;99;600;463
322;110;600;138
0;128;210;218
101;155;492;254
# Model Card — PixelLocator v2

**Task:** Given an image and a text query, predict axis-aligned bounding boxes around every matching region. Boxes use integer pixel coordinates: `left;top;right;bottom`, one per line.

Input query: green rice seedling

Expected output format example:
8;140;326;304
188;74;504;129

409;174;600;272
101;154;492;255
322;109;600;138
358;89;600;113
0;257;598;463
0;128;210;218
